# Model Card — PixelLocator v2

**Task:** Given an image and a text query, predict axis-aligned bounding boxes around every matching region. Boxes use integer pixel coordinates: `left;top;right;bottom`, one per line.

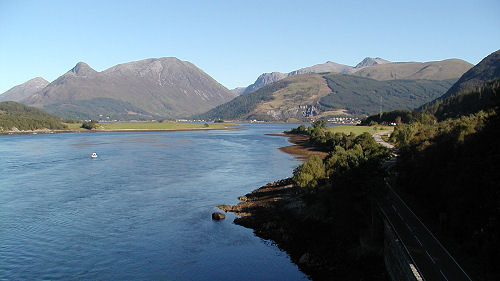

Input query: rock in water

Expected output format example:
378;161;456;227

212;212;226;221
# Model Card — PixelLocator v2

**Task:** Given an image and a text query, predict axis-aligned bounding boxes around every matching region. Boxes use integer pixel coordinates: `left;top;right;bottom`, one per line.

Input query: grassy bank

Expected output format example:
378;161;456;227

327;125;393;135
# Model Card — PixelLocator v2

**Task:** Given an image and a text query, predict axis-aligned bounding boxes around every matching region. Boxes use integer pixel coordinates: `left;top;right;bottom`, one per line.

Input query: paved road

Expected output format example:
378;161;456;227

379;181;472;281
373;132;471;280
373;130;394;149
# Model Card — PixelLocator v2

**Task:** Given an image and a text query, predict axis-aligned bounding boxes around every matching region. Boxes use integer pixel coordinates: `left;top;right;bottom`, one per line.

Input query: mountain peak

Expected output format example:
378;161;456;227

355;57;391;68
0;77;50;102
70;62;97;76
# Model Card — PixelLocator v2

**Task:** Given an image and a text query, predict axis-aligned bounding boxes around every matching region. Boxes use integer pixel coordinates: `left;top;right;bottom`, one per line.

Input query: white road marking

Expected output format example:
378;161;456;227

440;269;449;281
425;250;435;264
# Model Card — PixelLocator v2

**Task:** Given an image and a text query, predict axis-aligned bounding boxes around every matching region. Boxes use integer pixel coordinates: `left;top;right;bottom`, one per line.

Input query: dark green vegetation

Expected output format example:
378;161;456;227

81;120;99;130
198;71;455;121
43;98;156;121
437;49;500;100
282;123;391;279
319;73;455;115
290;121;391;189
359;109;416;125
424;79;500;120
194;79;289;121
390;102;500;281
0;101;67;131
385;51;500;280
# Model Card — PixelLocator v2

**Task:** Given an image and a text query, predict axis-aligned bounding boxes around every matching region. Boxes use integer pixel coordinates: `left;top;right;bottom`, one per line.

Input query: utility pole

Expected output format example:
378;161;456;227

379;95;382;118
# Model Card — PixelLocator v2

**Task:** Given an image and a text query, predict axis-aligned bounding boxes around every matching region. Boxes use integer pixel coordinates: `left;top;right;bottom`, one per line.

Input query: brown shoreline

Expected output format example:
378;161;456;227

266;133;328;160
217;132;388;280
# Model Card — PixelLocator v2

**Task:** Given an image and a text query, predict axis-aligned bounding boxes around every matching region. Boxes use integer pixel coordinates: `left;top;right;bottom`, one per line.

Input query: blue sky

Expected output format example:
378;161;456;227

1;0;499;93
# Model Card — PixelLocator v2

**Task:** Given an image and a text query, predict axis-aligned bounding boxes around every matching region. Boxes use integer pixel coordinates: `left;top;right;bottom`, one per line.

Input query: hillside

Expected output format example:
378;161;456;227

0;77;49;102
0;101;67;131
433;49;500;100
197;72;455;121
241;57;471;95
241;57;388;94
21;58;236;120
352;59;473;81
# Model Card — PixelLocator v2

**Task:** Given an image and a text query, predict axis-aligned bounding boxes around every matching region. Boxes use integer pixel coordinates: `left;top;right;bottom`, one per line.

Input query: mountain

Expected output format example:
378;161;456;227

196;72;455;121
241;57;470;95
231;87;246;95
242;61;358;95
22;58;236;120
242;72;288;94
0;77;49;102
418;49;500;120
355;57;391;68
352;59;473;81
289;61;354;75
0;101;67;131
436;49;500;100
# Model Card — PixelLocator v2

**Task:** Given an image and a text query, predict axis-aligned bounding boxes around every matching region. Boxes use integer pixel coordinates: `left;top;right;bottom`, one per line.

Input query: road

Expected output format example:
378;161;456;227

380;182;472;281
373;131;472;281
373;130;394;149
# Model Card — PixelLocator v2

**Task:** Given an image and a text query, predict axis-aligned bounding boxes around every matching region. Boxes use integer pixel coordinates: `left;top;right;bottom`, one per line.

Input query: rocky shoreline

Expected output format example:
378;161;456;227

217;134;388;280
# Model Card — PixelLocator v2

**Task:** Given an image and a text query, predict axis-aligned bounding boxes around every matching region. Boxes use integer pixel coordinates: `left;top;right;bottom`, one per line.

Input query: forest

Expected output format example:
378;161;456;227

0;101;67;131
389;80;499;280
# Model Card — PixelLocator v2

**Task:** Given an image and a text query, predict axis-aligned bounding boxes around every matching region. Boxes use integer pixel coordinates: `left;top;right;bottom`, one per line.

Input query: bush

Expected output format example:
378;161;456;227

81;120;99;130
292;155;326;188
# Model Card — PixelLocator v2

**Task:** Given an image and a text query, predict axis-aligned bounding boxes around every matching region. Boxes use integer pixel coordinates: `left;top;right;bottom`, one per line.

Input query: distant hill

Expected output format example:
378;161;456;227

241;57;470;95
361;50;500;124
241;58;387;94
429;79;500;120
355;57;391;68
352;59;473;81
0;101;67;131
196;72;455;121
21;58;236;120
0;77;49;102
231;87;246;95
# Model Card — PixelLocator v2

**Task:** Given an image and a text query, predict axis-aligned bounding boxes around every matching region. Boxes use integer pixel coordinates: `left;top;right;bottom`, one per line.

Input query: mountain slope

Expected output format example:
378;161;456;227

197;72;455;121
352;59;473;81
436;49;500;100
242;57;470;95
418;50;500;120
0;101;67;131
355;57;391;68
23;58;236;120
0;77;49;102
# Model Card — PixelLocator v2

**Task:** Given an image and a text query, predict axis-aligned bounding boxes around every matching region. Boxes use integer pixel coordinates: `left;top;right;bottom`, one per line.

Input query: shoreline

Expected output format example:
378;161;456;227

217;131;387;280
266;133;328;160
0;126;237;136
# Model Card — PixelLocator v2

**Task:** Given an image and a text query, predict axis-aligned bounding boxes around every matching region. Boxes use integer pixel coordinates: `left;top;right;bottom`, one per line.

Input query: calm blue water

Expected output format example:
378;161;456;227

0;124;309;280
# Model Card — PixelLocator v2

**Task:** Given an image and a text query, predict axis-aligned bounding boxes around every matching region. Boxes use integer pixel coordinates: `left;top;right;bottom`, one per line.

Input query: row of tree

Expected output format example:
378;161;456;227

388;80;500;280
0;101;67;131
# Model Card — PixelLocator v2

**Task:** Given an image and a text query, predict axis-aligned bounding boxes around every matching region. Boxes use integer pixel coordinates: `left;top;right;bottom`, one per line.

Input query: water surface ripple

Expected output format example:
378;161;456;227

0;124;308;280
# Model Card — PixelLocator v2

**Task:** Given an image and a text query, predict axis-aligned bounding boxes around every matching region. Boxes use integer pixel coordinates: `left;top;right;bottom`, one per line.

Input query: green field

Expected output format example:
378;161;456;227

327;125;393;135
64;122;233;131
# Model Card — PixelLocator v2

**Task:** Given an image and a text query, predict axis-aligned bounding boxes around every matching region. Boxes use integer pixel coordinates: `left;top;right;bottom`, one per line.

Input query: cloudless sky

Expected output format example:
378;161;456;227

1;0;499;93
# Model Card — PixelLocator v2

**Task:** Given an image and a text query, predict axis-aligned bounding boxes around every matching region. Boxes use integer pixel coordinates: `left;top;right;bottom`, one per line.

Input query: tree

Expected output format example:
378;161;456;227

81;120;99;130
292;155;326;188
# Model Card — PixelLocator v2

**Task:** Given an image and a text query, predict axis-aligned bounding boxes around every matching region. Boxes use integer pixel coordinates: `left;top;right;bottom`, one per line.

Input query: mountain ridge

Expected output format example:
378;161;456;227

197;72;456;121
0;77;49;102
241;57;471;94
20;57;236;120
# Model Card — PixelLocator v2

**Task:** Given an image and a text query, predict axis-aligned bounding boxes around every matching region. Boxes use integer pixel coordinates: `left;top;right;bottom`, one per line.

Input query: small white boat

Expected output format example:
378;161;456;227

91;153;98;158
